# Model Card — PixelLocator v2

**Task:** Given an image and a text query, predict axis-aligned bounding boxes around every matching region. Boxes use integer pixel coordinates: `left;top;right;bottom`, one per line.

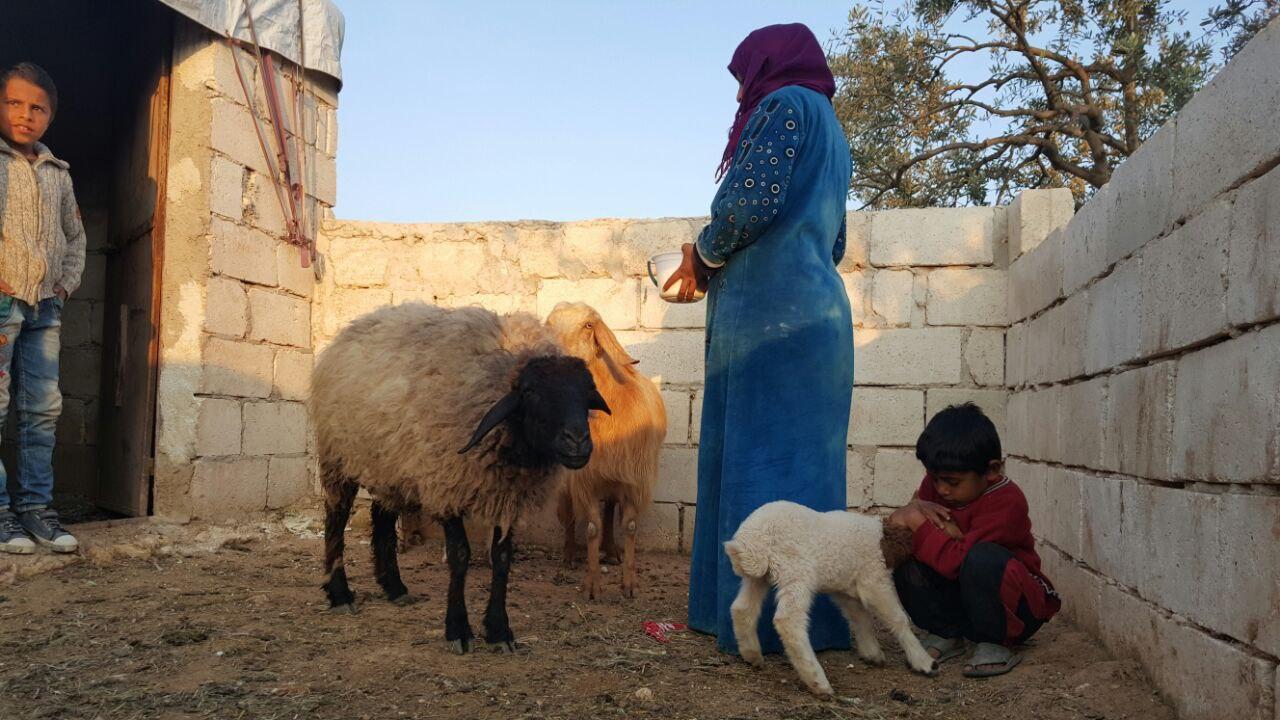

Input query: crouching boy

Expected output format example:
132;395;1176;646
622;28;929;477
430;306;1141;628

888;403;1060;677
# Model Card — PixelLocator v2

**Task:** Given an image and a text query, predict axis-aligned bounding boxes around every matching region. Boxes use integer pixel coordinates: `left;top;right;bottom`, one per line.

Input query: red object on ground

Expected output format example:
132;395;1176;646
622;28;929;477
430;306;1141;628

642;621;688;643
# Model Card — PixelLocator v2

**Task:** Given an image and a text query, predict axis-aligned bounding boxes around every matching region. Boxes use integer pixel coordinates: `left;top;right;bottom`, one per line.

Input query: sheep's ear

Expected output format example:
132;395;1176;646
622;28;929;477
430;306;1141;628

587;386;611;415
593;321;638;366
459;391;520;453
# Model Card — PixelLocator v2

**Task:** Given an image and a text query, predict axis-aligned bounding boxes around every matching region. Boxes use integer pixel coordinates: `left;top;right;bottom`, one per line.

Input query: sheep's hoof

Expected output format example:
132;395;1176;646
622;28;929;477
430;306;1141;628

390;593;419;607
328;602;358;615
490;640;518;654
807;683;835;697
860;650;887;666
741;651;765;669
448;638;473;655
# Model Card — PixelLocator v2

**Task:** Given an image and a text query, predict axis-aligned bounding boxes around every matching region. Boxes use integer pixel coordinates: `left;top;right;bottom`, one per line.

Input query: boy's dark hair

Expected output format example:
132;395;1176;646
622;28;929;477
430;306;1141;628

1;62;58;117
915;402;1002;474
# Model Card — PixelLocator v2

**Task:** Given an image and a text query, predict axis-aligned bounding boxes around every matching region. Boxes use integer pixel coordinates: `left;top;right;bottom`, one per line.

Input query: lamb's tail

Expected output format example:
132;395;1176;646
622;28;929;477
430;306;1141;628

723;535;770;579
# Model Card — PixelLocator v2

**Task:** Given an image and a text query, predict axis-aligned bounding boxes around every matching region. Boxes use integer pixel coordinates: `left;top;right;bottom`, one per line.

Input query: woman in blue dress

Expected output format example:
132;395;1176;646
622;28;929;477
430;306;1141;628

665;23;855;655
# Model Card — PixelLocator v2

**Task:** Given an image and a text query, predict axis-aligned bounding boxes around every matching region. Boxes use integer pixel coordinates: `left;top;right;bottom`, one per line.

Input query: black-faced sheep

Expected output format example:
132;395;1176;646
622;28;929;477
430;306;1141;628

309;303;610;653
725;501;938;695
545;302;666;599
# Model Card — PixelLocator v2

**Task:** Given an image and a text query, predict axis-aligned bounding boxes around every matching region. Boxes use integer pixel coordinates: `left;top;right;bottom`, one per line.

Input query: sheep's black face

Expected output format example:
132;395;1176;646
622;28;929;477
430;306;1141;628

459;356;610;469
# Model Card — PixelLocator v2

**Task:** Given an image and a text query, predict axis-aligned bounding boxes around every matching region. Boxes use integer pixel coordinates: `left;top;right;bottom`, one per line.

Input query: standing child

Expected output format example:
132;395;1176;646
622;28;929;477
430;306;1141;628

888;403;1060;677
0;62;85;554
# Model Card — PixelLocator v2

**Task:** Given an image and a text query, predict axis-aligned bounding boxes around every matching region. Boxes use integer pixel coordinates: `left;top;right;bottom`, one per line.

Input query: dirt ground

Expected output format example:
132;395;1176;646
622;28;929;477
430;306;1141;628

0;518;1174;720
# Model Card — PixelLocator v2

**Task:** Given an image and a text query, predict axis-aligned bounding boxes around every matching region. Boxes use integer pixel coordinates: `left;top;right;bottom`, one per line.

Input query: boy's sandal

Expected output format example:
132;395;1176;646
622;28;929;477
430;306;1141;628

962;642;1022;678
922;634;966;664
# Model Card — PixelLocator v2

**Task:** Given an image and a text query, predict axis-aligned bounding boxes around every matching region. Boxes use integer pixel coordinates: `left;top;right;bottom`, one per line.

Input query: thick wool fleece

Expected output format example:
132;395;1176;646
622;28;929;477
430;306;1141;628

310;303;566;531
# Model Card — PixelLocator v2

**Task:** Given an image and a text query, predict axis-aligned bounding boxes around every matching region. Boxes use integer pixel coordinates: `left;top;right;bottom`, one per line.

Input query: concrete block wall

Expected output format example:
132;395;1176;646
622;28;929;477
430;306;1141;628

316;200;1026;550
1007;20;1280;720
153;22;336;520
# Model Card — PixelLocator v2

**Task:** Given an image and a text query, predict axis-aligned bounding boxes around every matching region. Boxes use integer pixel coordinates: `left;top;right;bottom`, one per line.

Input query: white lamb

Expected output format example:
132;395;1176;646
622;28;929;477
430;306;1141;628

724;500;938;695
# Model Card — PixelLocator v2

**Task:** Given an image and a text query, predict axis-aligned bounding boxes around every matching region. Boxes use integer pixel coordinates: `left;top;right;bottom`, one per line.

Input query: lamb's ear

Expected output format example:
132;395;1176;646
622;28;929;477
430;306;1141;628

587;386;611;415
459;391;520;453
593;321;638;366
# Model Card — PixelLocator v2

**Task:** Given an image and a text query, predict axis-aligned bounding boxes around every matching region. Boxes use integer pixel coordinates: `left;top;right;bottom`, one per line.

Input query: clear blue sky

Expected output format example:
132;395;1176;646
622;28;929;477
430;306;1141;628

333;1;1219;223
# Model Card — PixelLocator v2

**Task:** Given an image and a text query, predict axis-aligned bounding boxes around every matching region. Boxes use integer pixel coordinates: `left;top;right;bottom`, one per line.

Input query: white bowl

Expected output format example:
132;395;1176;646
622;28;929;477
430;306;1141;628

647;250;707;303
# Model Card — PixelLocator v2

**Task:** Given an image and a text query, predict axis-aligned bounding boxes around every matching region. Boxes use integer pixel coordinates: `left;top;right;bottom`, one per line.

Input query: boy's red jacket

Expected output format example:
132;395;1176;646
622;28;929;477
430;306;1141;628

911;475;1051;583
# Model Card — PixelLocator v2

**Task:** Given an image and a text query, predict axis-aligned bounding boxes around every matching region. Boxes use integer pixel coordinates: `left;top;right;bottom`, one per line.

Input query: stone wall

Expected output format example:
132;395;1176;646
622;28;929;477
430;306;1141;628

314;197;1041;549
153;20;337;519
1006;20;1280;720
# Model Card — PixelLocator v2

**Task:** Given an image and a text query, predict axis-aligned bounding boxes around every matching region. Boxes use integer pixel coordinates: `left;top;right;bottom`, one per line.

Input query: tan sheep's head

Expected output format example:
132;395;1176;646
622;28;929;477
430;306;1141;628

545;302;638;368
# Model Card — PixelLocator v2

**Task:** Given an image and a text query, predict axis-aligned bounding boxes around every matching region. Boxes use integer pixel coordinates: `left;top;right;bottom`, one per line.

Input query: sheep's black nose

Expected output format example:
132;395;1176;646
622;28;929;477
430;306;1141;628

561;429;591;452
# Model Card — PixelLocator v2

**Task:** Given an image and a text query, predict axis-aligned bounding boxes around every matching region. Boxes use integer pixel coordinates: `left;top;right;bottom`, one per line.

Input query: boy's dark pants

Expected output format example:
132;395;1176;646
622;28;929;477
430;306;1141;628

893;542;1061;646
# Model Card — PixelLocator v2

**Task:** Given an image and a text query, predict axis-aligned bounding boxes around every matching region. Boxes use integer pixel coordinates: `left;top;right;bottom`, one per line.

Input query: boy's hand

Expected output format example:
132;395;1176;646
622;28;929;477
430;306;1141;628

888;504;927;532
939;519;964;540
912;500;952;530
53;285;67;301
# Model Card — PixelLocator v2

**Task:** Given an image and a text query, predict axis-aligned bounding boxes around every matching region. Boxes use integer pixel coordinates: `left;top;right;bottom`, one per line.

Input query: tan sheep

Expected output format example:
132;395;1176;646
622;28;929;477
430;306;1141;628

545;302;666;599
310;303;610;653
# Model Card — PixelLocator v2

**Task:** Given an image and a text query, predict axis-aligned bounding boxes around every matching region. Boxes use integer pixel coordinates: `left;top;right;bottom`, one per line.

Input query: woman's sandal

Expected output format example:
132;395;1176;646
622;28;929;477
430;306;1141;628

922;634;966;664
962;642;1022;678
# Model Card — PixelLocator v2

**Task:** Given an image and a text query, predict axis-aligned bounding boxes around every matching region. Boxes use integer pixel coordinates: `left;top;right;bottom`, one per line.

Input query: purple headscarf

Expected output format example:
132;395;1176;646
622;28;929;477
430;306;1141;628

716;23;836;181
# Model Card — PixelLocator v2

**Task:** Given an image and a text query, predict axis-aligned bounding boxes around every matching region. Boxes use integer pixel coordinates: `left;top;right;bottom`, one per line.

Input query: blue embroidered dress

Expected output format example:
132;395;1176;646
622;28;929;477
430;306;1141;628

688;85;855;654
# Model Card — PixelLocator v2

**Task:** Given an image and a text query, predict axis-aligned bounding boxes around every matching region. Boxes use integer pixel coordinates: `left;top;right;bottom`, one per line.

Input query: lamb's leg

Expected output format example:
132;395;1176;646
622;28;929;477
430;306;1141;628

859;580;939;676
483;526;517;652
601;499;621;565
730;576;770;668
619;500;639;598
832;593;885;666
556;492;577;567
773;587;833;696
441;515;474;654
321;473;358;614
371;501;414;605
582;499;605;600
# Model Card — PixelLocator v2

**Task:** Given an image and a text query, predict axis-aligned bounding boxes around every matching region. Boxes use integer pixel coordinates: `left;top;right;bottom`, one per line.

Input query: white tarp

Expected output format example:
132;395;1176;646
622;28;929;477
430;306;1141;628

157;0;344;83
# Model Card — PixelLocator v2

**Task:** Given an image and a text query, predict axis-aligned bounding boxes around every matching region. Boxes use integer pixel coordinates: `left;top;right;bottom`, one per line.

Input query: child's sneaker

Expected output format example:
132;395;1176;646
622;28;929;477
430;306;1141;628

17;508;77;553
0;509;36;554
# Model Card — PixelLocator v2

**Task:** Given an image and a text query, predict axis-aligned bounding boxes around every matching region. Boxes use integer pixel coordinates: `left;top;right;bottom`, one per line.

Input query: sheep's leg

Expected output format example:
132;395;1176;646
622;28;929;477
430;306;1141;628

483;526;517;653
441;515;474;654
600;499;622;565
773;587;833;696
620;500;639;598
859;580;939;676
730;576;770;668
832;593;885;666
582;500;605;600
556;493;577;567
321;475;358;614
371;501;414;605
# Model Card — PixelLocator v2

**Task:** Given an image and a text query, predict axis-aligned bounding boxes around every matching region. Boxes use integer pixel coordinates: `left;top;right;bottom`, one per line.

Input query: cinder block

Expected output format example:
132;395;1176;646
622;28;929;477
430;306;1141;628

1057;377;1107;469
1025;386;1061;462
661;389;691;445
59;346;101;398
210;97;273;177
60;300;93;347
309;151;337;206
1008;188;1074;258
641;284;706;329
248;171;286;237
1172;324;1280;483
274;349;312;402
1061;184;1112;295
211;217;278;287
560;221;623;278
1138;198;1230;357
201;338;273;398
1226;165;1280;326
964;328;1005;386
691;390;703;445
267;456;313;509
653;447;698;503
191;457;269;518
319;287;392;338
1078;474;1138;587
537;278;640;331
205;276;248;337
210;156;244;221
1124;484;1225;625
634;502;684;552
1007;228;1063;322
1171;19;1280;223
1005;321;1027;388
842;271;871;327
853;328;964;385
1209;493;1280;658
56;398;85;446
926;388;1007;440
846;447;875;508
413;242;489;297
615;330;705;386
75;254;107;301
1084;255;1141;374
869;269;915;326
1004;389;1031;457
438;293;531;315
196;398;241;456
1106;124;1175;265
1037;545;1101;636
848;388;924;446
869;208;995;266
1026;293;1086;384
836;212;872;271
926;268;1006;326
328;237;390;287
617;219;699;278
248;289;311;348
871;448;922;507
1104;362;1173;478
1039;467;1082;558
276;244;315;298
242;401;309;455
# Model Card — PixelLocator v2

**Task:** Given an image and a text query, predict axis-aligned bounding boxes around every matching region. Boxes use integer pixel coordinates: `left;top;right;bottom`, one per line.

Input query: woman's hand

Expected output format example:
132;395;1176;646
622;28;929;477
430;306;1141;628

662;243;711;303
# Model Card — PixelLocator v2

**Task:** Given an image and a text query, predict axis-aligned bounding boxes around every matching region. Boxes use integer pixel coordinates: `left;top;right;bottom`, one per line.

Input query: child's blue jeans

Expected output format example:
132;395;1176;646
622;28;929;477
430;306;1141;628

0;295;64;512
